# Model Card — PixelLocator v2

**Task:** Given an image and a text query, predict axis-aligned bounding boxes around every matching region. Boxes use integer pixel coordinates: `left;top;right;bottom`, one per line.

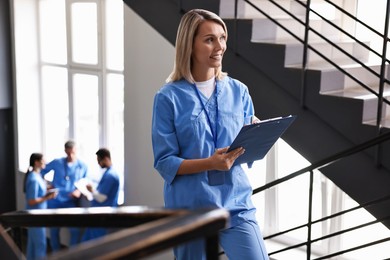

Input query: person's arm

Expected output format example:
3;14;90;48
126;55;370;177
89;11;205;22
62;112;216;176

28;191;56;206
86;183;107;203
40;159;55;176
91;191;107;203
177;147;245;175
26;181;57;206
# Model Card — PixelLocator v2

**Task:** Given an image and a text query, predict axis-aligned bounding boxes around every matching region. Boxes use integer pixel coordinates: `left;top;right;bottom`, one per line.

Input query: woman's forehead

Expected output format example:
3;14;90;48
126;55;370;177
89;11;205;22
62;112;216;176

196;20;225;36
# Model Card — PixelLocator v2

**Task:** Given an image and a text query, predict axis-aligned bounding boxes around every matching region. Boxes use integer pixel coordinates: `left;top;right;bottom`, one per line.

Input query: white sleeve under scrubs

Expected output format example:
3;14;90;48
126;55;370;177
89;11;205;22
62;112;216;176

152;76;257;227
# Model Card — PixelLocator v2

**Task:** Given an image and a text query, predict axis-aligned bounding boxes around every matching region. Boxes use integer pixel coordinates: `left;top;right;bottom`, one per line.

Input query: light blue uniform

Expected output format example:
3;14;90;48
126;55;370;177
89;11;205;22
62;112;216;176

152;76;269;259
25;172;48;260
82;167;120;241
90;167;119;208
41;158;88;251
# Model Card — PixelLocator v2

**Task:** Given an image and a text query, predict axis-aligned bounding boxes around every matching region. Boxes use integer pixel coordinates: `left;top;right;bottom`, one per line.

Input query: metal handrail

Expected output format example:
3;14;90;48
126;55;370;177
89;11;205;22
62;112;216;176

242;0;390;106
251;131;390;258
294;0;390;82
0;207;229;260
239;0;390;125
253;131;390;194
264;193;390;240
228;2;390;257
322;0;390;44
304;0;390;63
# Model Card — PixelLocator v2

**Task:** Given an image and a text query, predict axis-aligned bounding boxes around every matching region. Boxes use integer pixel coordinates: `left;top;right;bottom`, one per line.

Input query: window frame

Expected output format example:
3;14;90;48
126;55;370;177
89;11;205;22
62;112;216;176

13;0;124;202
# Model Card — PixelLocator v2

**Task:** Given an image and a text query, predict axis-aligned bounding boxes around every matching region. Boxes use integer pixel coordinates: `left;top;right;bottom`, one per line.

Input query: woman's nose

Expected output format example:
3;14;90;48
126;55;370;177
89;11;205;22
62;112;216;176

216;39;225;50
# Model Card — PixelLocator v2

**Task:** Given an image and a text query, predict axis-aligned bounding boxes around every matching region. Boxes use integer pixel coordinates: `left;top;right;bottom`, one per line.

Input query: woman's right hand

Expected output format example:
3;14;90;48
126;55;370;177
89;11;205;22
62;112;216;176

210;146;245;171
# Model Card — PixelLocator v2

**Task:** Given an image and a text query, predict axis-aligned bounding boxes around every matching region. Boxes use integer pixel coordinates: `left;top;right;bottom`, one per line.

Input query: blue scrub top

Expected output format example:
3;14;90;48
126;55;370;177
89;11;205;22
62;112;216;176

41;158;88;207
92;167;120;207
152;76;257;227
25;172;47;210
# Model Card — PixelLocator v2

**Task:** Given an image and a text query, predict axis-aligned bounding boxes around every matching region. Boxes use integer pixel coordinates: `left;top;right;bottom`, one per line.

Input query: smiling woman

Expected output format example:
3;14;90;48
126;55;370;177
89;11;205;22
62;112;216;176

151;9;269;260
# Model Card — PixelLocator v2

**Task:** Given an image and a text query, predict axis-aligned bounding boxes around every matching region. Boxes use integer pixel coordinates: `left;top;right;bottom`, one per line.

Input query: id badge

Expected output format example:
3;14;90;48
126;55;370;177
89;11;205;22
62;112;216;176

208;170;226;186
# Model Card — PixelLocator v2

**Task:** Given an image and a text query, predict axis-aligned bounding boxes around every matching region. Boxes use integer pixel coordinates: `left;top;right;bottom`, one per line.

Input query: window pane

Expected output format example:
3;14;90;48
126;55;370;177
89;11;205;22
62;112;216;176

16;73;42;170
107;73;124;203
277;141;310;238
105;0;124;70
73;73;100;179
39;0;67;64
41;66;69;159
71;3;98;64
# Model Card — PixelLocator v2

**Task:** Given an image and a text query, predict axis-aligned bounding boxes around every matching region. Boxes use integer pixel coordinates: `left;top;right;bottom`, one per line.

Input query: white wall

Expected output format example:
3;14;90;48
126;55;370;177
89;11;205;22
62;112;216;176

123;7;176;259
123;6;174;207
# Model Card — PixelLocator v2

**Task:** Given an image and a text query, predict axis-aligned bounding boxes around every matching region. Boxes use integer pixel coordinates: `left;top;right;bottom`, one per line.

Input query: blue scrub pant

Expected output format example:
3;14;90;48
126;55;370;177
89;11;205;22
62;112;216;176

49;227;81;252
48;200;81;251
27;227;46;260
82;227;107;242
174;220;269;260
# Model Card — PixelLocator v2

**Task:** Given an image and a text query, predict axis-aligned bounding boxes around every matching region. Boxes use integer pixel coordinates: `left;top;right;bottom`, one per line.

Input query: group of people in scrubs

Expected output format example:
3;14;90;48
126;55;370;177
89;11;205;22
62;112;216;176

152;9;269;260
23;141;120;260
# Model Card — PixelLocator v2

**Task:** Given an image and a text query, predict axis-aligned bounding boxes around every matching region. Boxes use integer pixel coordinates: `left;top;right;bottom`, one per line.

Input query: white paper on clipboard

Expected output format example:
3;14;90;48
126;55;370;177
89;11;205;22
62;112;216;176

74;178;93;201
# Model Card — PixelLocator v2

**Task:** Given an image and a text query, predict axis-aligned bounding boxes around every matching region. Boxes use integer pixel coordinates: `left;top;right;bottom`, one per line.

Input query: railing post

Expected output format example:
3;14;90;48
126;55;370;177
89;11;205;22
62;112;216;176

307;170;314;260
375;0;390;167
301;0;311;109
233;0;238;54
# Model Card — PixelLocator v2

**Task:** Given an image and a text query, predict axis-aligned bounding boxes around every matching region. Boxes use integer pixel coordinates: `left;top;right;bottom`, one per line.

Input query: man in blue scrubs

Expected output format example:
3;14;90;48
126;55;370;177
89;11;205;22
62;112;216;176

82;148;120;241
41;140;88;251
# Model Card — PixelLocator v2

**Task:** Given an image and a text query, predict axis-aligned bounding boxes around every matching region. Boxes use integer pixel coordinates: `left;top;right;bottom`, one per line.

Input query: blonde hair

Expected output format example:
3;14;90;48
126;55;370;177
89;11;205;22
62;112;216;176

166;9;228;83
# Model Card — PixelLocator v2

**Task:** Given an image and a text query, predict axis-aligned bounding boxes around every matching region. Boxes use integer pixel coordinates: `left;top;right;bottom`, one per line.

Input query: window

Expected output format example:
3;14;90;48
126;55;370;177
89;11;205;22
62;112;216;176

13;0;124;203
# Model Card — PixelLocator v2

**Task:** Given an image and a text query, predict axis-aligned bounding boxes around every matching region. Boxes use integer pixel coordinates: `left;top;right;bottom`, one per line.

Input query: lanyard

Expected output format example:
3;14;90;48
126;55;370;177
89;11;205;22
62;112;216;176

64;158;79;181
193;81;219;148
64;158;70;181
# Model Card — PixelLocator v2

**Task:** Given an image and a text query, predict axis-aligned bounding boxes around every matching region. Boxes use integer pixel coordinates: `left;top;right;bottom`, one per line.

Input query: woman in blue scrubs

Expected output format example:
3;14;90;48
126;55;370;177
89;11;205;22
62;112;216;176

24;153;56;260
151;9;269;260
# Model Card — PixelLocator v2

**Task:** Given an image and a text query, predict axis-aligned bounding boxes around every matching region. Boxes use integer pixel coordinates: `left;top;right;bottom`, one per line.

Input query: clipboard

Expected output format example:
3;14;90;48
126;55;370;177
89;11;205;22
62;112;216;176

228;115;297;165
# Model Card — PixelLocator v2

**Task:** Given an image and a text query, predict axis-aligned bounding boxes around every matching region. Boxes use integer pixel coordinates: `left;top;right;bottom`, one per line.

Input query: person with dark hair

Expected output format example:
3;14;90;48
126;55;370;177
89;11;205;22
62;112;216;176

151;9;268;260
82;148;120;241
41;140;88;251
24;153;57;260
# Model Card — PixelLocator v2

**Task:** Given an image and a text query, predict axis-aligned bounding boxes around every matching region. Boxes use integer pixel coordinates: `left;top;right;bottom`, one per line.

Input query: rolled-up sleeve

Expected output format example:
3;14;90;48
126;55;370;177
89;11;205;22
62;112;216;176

242;85;255;124
152;92;184;185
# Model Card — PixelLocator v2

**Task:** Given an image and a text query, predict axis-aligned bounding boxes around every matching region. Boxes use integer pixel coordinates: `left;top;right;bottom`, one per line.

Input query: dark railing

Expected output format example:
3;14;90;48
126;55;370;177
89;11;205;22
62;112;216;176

236;0;390;131
241;5;390;252
251;130;390;259
0;207;229;259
